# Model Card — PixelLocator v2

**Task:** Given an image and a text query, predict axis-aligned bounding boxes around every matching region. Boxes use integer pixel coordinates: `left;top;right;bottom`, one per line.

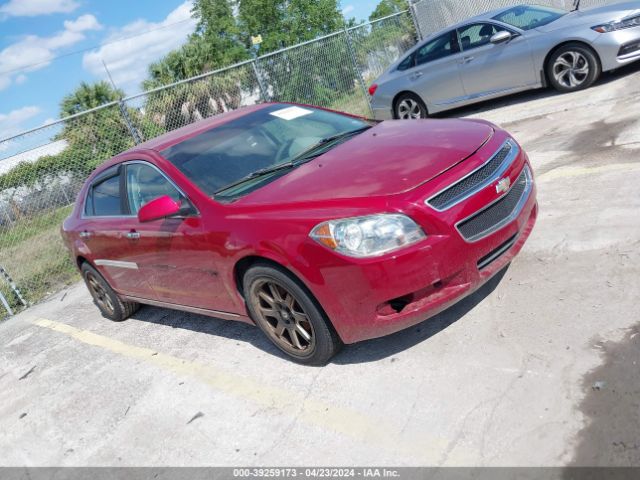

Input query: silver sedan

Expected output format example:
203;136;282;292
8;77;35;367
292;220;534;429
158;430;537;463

370;2;640;119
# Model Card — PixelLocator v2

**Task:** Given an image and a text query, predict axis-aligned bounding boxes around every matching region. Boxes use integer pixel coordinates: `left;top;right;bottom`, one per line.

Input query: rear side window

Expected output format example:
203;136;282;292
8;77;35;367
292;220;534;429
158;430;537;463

85;167;124;216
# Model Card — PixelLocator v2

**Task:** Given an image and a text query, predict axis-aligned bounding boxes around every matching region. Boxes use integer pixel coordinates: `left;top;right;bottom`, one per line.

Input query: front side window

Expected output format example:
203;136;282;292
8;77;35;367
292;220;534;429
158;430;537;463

161;104;372;198
493;5;566;31
415;31;458;66
86;167;123;216
397;53;415;71
458;23;510;51
125;163;181;215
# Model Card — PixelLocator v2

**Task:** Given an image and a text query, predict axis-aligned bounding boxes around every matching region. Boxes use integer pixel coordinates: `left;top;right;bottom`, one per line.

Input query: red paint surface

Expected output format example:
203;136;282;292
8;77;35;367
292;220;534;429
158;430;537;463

62;104;537;344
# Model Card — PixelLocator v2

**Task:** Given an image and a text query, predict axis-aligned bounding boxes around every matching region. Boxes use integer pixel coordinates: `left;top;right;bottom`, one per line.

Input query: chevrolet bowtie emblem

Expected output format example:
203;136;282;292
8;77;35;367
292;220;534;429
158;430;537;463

496;177;511;194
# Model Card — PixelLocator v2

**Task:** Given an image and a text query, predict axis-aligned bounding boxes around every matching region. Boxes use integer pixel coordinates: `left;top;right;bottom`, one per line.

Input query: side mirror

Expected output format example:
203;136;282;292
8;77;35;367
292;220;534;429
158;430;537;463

138;195;182;223
490;31;513;45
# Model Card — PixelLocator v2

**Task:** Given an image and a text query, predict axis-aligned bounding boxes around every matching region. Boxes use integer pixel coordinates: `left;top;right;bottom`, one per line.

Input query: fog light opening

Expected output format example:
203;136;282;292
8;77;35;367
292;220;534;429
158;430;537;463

389;297;410;313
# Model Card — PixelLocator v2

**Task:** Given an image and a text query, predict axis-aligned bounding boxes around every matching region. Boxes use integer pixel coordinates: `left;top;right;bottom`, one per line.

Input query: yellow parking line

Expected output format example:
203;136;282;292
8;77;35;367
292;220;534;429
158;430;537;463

29;317;469;464
538;162;640;182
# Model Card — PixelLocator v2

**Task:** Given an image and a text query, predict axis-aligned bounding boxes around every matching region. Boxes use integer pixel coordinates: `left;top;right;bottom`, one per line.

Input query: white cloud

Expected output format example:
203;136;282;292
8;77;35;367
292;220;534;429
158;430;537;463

82;1;197;93
0;106;41;140
342;5;355;15
0;14;101;91
0;0;80;18
64;14;102;33
14;74;27;84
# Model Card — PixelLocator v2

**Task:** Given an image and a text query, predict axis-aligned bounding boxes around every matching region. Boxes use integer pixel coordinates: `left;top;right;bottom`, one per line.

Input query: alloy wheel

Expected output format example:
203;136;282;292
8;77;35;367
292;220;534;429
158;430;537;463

250;279;316;356
397;98;423;119
86;272;115;316
553;51;590;89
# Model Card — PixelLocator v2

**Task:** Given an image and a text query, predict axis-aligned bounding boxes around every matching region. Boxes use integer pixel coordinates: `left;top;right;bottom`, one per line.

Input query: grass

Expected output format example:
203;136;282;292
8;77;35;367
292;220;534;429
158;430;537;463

0;205;79;315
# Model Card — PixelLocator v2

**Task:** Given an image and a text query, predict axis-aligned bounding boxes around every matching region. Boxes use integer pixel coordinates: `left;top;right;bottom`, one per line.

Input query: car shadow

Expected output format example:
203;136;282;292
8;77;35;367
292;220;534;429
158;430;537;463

433;61;640;120
127;266;509;365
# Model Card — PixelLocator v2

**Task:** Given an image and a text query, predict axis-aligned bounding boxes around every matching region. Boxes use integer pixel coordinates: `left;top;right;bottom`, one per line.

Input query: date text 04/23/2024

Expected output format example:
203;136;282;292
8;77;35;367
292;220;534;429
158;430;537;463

232;469;400;478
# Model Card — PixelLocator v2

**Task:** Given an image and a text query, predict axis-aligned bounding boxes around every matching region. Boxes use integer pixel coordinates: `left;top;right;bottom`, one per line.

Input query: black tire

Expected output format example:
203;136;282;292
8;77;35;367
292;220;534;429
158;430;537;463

243;263;342;366
394;92;428;120
81;262;139;322
547;43;601;93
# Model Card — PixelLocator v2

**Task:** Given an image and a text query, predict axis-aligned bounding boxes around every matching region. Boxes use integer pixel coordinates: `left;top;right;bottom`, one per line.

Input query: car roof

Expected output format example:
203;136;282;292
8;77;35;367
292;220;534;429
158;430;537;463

125;102;271;155
422;4;525;36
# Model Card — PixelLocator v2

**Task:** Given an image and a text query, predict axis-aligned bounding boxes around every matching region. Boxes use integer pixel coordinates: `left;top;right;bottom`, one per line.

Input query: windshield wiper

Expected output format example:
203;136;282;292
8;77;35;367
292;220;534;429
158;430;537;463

214;125;373;196
214;162;298;195
287;125;373;164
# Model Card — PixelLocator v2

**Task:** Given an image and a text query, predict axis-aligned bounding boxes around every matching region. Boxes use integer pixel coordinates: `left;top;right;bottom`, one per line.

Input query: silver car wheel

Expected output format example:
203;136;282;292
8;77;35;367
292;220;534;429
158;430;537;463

397;98;422;120
553;51;590;89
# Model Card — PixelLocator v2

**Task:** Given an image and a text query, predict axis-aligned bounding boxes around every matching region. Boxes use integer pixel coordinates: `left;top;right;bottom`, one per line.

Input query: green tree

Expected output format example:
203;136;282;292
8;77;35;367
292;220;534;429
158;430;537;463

60;81;123;116
0;82;135;192
236;0;345;54
191;0;250;67
369;0;410;21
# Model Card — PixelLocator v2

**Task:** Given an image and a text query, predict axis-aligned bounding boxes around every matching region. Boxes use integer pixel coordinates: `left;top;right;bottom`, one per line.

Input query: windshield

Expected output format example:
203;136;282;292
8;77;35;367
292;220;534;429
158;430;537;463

161;104;372;198
492;5;566;30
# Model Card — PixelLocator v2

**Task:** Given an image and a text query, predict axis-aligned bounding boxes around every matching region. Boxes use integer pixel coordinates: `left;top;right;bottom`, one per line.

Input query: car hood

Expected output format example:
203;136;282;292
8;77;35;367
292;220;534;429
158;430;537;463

535;2;640;32
237;119;494;205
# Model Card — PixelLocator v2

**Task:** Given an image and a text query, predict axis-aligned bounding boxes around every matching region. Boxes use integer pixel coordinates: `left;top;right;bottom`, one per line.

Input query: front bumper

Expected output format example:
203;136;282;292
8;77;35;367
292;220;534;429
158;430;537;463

593;27;640;71
303;137;538;344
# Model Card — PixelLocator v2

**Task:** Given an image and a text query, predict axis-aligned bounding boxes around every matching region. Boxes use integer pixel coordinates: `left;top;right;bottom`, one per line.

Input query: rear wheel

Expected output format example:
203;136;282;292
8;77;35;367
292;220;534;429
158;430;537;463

394;92;428;120
243;264;342;366
547;44;600;93
81;262;139;321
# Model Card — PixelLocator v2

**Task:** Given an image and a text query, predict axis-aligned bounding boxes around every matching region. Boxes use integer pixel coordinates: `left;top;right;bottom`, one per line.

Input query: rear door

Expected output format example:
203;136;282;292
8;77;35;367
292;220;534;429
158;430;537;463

456;22;537;99
81;165;155;299
404;30;466;108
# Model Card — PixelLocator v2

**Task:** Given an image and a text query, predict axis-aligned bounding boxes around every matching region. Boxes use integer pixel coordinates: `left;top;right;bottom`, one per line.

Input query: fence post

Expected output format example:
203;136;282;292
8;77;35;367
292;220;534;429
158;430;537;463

343;26;374;117
0;290;13;317
0;265;28;308
118;100;142;145
102;59;142;144
409;1;424;41
251;59;270;103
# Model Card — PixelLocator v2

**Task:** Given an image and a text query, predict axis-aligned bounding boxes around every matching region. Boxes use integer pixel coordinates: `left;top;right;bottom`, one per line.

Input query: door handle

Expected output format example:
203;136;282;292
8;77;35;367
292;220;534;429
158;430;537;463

126;231;140;240
411;71;424;79
79;231;92;239
461;56;474;64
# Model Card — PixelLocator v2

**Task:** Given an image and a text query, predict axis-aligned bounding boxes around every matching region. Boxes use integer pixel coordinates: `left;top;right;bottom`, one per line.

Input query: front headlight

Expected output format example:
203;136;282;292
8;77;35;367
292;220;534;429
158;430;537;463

309;214;426;258
592;14;640;33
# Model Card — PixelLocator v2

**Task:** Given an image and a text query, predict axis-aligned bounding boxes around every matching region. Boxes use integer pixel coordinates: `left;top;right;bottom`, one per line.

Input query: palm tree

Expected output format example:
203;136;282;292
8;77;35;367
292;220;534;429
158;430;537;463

142;37;248;131
60;81;125;117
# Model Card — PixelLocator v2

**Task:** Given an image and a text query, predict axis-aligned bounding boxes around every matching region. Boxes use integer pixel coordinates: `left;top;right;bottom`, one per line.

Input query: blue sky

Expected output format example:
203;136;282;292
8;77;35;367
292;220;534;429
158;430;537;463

0;0;379;142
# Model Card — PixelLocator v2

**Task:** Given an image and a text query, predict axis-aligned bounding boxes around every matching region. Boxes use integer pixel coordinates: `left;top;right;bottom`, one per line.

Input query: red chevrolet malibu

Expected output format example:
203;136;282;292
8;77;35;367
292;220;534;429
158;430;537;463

62;103;537;365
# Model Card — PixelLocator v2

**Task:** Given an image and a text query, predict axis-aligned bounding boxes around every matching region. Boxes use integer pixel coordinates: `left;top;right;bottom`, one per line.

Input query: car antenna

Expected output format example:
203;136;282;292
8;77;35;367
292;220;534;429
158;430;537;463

572;0;581;11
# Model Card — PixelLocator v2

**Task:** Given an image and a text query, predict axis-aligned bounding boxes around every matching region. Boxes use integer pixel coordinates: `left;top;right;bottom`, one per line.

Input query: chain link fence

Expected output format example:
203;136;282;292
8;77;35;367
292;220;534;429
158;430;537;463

0;11;416;316
409;0;626;39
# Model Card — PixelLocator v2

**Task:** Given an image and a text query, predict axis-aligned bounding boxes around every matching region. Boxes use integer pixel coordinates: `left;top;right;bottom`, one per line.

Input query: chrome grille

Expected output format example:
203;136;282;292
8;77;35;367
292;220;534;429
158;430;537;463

427;140;516;211
457;167;532;242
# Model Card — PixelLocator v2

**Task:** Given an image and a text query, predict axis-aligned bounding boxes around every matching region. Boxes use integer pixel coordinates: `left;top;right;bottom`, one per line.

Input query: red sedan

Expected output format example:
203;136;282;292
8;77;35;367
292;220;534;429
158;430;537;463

62;103;537;365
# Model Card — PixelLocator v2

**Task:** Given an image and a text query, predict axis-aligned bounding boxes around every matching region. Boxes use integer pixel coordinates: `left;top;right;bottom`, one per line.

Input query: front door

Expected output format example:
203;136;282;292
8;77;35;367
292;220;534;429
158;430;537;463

406;30;466;108
122;161;232;311
456;22;536;100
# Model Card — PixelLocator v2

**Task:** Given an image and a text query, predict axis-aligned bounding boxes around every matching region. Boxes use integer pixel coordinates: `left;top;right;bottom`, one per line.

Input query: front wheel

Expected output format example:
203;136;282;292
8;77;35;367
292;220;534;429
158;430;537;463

394;93;428;120
547;44;601;93
243;264;342;366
